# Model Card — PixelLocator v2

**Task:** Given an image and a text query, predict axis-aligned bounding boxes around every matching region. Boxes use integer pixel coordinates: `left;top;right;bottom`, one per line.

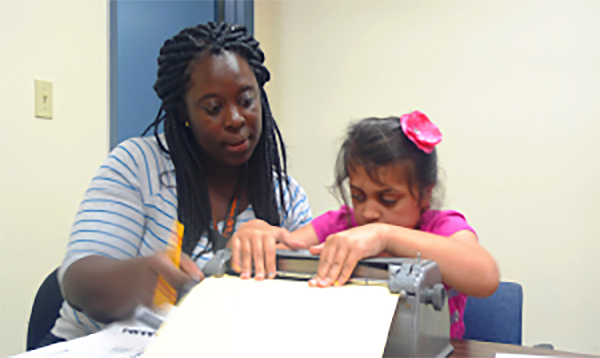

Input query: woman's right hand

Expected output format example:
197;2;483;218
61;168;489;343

133;252;204;307
62;253;203;323
228;219;307;281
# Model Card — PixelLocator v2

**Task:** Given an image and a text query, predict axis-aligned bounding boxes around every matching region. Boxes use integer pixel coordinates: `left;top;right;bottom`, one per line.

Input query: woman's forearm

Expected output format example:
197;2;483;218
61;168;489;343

62;256;155;323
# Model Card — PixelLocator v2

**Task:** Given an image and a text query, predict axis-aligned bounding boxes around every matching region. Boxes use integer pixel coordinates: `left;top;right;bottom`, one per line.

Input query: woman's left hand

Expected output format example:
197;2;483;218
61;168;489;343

308;224;388;287
228;219;307;281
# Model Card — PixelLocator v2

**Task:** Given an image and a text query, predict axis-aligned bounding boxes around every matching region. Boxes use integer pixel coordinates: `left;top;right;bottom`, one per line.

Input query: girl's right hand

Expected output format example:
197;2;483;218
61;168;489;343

308;224;388;287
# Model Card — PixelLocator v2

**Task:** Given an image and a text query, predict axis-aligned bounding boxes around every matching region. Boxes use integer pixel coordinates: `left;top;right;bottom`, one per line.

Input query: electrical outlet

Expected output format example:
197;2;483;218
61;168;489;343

35;79;53;119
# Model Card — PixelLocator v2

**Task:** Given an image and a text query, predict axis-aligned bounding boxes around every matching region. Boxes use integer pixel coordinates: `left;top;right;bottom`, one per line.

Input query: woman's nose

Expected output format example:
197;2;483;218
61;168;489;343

224;105;245;130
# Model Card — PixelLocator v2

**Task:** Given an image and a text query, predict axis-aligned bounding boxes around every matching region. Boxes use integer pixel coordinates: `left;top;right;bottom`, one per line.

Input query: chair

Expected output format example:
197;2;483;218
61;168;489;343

27;268;64;351
463;281;523;345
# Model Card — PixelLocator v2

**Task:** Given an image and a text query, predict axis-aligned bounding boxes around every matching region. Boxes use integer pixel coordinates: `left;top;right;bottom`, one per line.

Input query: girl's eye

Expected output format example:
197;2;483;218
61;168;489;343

351;193;365;202
380;196;398;206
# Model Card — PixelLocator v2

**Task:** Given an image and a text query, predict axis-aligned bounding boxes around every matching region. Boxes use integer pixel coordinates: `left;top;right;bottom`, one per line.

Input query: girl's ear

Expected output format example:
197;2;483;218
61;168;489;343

420;185;434;211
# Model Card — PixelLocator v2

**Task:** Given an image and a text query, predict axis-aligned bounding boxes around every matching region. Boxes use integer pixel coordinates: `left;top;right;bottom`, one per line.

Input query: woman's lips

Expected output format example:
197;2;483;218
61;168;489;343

225;138;250;153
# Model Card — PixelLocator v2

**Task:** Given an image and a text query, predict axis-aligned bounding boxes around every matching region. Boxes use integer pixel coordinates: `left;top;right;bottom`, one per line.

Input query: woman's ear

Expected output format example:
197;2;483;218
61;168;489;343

176;105;189;126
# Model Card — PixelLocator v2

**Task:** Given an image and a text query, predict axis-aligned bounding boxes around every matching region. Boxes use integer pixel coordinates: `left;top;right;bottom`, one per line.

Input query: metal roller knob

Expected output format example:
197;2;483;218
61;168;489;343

423;283;446;311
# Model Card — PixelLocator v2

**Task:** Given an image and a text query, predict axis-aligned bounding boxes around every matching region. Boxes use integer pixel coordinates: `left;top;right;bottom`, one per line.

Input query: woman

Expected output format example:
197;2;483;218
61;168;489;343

44;22;311;345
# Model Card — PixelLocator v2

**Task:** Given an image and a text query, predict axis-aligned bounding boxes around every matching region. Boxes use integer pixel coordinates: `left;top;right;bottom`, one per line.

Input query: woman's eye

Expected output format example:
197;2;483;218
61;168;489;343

239;95;255;108
202;103;222;116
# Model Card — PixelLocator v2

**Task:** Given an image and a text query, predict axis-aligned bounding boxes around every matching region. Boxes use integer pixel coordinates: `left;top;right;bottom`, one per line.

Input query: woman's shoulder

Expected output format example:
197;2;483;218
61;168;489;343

112;134;169;158
102;134;174;189
419;210;476;237
282;173;302;190
275;173;312;231
108;135;171;169
273;173;306;202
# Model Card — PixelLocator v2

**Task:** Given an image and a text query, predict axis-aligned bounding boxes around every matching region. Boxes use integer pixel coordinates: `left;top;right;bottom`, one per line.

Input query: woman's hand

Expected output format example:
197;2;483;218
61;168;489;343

308;224;388;288
228;219;307;280
63;252;204;323
136;252;204;307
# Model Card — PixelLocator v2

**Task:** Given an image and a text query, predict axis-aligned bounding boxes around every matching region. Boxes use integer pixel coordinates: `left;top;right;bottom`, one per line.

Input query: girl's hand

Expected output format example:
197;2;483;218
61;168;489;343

308;224;388;288
228;219;307;280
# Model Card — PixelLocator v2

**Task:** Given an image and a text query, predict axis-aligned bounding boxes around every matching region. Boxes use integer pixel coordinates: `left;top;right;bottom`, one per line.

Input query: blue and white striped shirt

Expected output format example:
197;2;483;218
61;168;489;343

52;135;312;340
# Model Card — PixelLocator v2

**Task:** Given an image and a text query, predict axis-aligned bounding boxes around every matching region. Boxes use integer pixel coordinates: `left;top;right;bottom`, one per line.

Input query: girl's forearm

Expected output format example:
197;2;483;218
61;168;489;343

376;224;499;297
289;223;320;247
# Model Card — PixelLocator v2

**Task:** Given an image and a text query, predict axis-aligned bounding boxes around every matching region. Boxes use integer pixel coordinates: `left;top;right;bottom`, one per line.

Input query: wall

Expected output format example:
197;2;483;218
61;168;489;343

254;0;283;123
0;1;109;355
256;0;599;354
111;0;215;148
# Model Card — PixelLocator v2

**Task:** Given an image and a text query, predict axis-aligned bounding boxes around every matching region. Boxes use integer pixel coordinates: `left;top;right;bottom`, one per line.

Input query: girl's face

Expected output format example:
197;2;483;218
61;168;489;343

184;51;262;168
349;164;430;229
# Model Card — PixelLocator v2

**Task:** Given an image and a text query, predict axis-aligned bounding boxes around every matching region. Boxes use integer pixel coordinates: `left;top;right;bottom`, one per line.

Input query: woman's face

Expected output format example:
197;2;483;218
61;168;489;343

184;51;262;168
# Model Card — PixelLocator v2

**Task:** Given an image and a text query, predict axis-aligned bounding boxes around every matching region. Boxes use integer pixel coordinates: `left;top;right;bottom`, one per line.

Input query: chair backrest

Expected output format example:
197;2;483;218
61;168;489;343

463;281;523;345
27;268;64;351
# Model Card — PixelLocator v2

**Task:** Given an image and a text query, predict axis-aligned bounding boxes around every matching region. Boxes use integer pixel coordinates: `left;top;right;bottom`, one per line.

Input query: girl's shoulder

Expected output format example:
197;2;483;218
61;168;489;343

312;205;355;243
419;210;476;238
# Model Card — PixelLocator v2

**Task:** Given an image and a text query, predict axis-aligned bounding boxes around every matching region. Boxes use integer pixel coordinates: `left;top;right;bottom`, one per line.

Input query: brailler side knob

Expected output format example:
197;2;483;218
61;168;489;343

424;283;446;311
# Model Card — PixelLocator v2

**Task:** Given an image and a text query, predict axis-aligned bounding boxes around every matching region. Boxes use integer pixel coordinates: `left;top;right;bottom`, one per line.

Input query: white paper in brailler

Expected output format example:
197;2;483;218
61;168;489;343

495;355;554;358
142;275;400;358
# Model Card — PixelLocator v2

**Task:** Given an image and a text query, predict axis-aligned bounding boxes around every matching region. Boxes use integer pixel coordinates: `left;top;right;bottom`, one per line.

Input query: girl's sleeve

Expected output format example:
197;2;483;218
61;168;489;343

422;210;477;239
311;205;354;243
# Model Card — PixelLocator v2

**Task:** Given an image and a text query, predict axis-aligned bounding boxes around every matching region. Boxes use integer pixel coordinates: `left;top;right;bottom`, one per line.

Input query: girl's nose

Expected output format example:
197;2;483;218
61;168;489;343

361;200;381;224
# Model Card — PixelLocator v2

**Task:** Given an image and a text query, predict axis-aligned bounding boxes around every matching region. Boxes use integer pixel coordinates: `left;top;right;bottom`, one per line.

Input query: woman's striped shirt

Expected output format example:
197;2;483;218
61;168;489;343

52;135;312;340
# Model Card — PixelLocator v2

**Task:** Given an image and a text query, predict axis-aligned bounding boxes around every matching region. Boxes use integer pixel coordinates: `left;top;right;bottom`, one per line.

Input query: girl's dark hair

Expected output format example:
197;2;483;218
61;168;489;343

143;22;287;256
334;116;438;208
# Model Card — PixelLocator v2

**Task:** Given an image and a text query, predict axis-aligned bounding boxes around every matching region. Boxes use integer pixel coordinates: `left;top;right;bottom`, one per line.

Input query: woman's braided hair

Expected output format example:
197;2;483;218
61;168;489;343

143;22;288;257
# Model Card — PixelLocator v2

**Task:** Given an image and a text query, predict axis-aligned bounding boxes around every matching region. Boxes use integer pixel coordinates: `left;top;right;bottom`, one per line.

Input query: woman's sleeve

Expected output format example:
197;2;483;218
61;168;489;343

57;139;147;288
277;175;312;232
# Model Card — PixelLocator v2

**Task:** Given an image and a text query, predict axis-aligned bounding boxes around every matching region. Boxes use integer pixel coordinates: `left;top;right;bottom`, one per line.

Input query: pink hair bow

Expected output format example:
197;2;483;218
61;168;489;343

400;111;442;154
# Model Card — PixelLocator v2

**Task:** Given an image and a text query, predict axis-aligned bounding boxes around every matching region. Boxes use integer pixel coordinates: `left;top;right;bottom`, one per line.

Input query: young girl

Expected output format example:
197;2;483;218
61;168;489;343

234;111;499;339
312;111;497;338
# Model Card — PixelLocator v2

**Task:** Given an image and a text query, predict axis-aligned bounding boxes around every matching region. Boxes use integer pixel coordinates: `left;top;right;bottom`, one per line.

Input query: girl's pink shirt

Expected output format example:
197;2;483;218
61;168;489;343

311;205;476;339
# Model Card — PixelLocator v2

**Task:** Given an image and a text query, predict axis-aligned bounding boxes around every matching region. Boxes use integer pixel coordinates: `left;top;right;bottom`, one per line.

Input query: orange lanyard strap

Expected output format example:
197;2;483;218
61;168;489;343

210;179;242;251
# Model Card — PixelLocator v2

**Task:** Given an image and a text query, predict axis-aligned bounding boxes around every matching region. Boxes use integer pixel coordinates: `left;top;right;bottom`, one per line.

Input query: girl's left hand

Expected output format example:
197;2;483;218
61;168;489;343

308;224;387;287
